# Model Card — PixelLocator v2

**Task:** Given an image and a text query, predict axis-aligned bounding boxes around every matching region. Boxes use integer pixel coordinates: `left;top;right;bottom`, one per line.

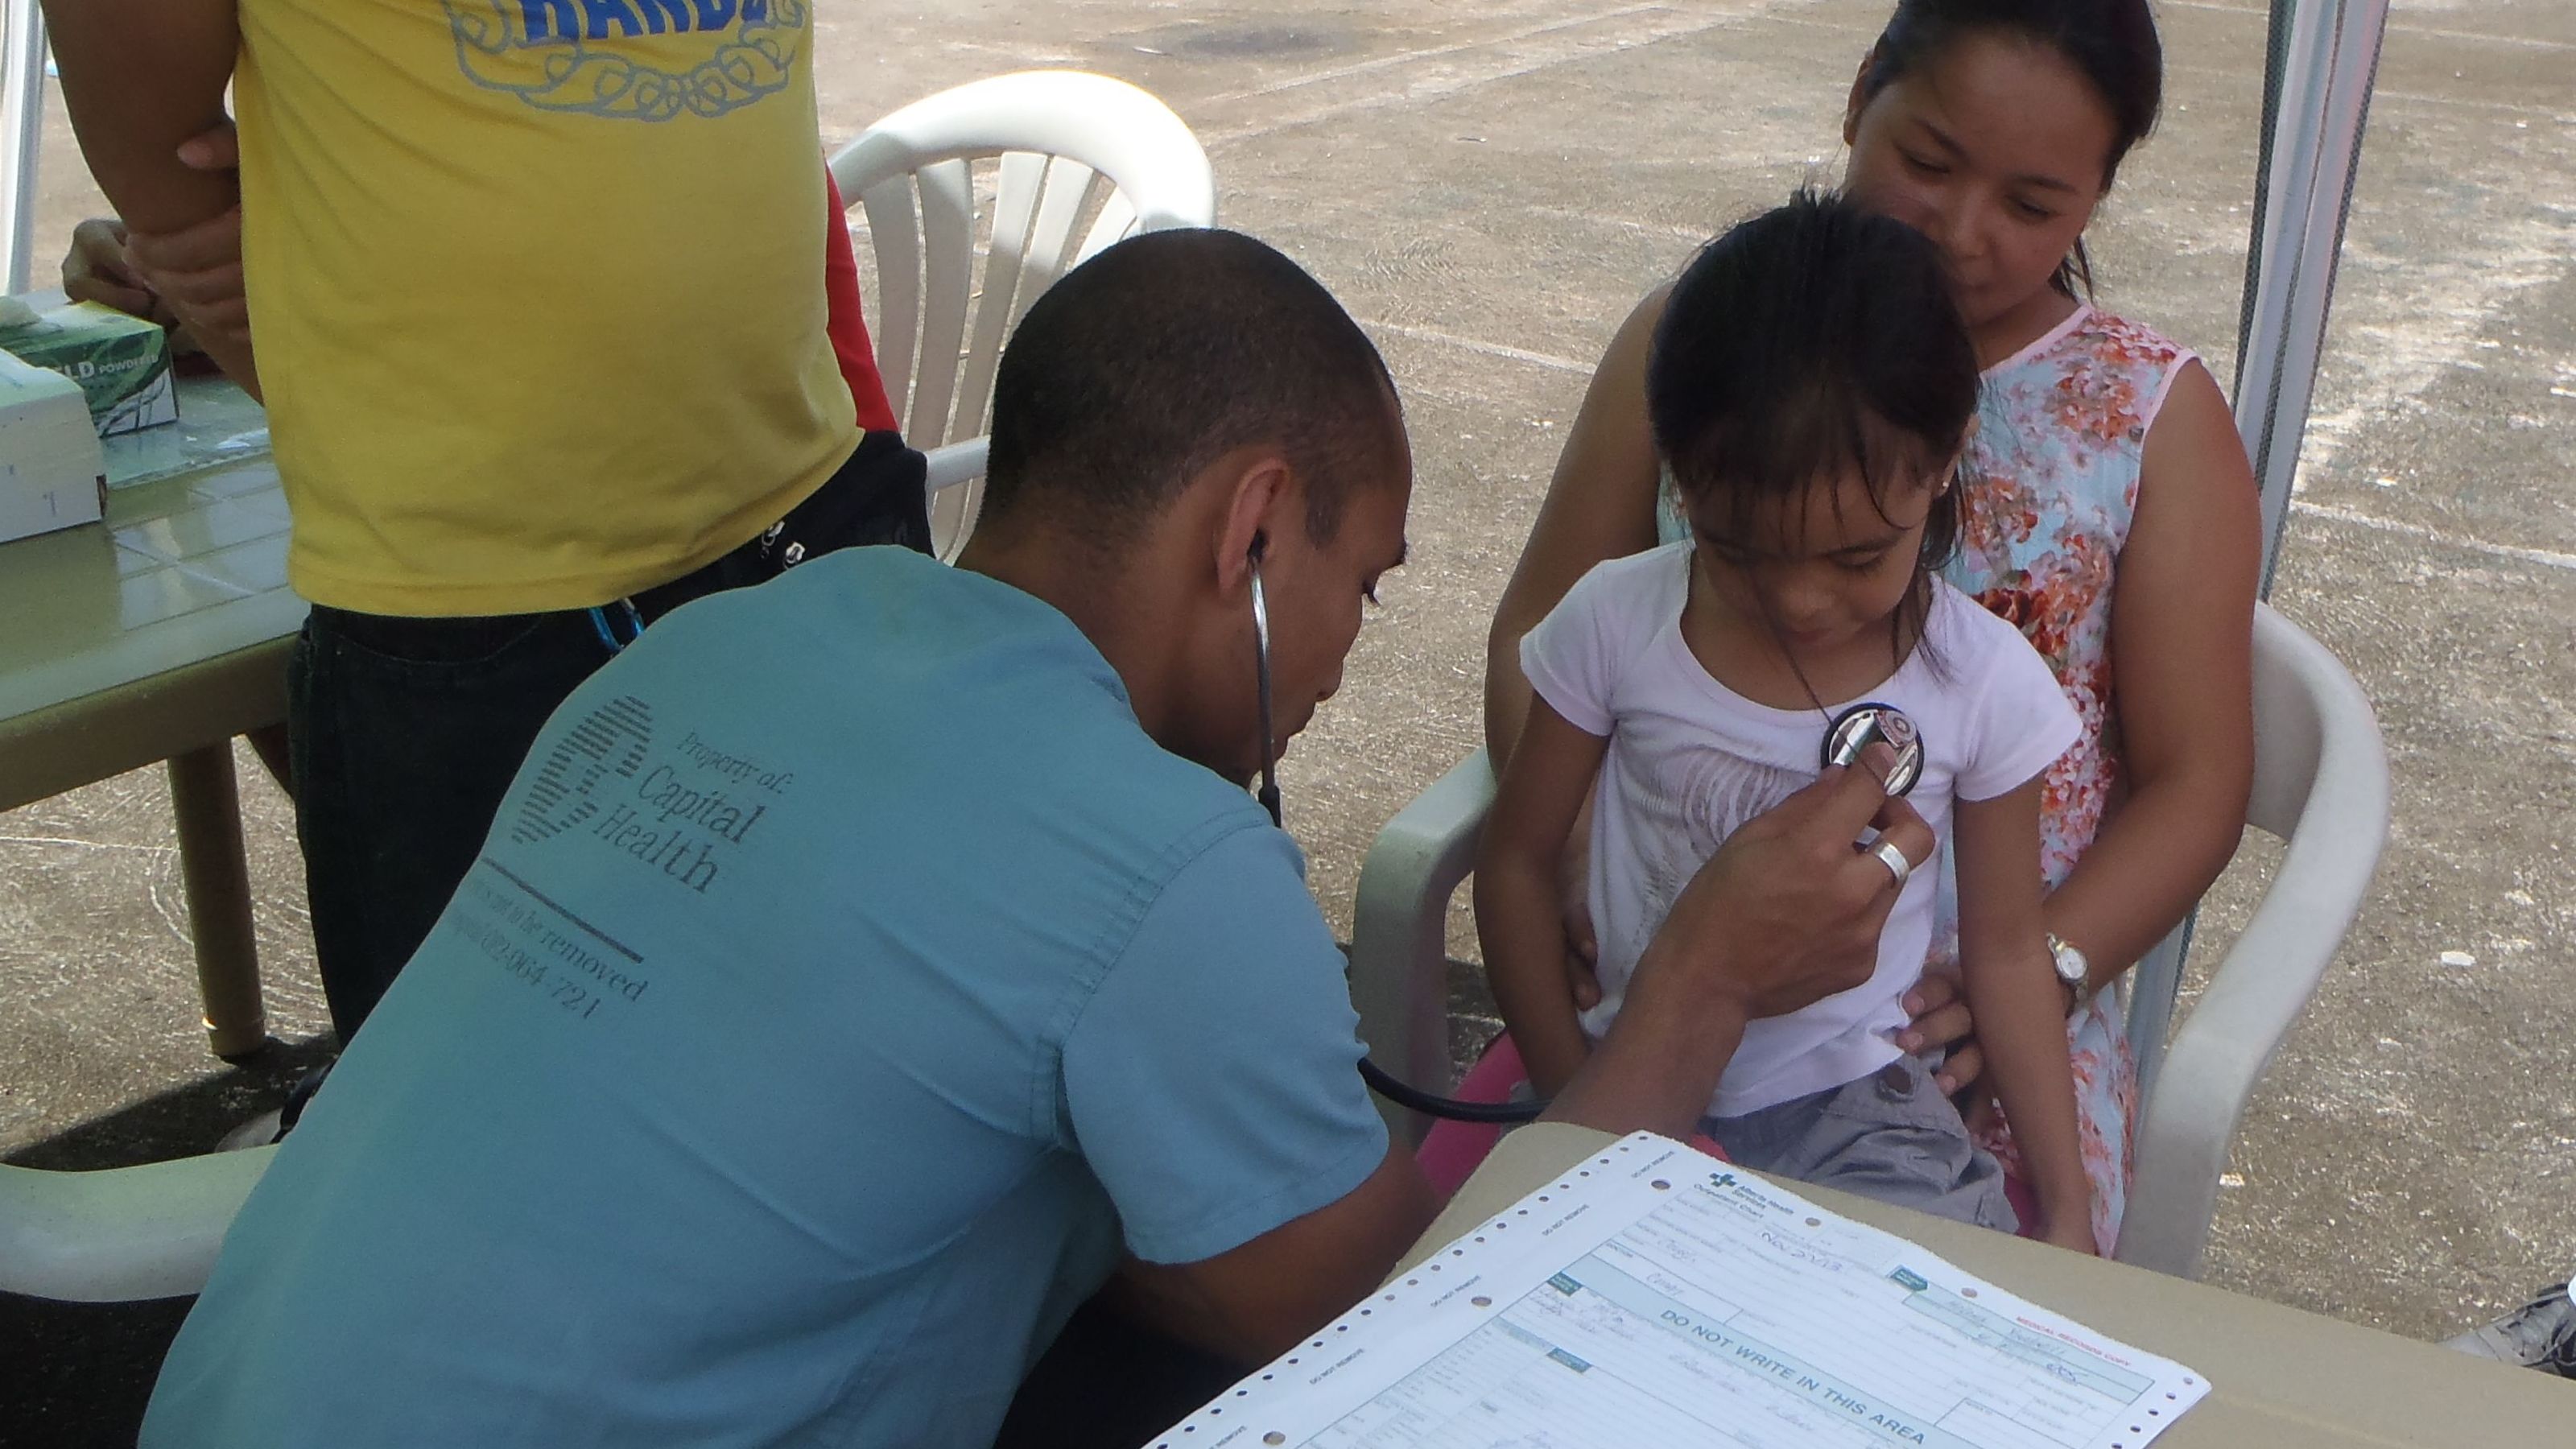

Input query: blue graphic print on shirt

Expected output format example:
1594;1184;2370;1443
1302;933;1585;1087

443;0;806;120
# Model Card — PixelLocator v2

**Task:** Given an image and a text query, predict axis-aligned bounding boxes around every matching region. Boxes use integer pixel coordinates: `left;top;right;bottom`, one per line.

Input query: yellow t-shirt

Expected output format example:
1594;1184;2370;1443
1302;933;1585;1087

235;0;861;616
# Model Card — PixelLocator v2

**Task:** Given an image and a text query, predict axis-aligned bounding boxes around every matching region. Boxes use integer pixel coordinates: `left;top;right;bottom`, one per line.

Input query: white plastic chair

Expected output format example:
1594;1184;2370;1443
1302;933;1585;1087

831;70;1217;558
0;1145;272;1301
1346;601;2389;1279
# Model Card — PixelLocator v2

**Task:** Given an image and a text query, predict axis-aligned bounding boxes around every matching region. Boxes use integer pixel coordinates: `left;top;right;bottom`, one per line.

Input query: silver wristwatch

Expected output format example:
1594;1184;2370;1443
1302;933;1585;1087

2048;934;2094;1014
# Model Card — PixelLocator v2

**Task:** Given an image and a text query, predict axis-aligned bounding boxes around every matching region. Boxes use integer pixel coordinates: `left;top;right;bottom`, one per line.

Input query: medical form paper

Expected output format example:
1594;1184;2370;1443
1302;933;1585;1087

1154;1133;2209;1449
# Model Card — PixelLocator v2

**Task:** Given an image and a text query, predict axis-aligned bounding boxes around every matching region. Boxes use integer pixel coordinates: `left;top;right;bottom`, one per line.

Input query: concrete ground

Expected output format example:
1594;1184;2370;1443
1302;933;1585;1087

5;0;2573;1437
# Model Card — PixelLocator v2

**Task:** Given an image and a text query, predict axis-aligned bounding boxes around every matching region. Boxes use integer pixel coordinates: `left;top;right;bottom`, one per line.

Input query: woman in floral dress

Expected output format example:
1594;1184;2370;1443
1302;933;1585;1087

1453;0;2262;1253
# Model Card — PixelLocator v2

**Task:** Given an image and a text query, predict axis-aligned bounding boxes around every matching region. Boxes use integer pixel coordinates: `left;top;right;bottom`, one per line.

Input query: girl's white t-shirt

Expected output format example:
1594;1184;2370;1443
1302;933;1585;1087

1521;541;2080;1118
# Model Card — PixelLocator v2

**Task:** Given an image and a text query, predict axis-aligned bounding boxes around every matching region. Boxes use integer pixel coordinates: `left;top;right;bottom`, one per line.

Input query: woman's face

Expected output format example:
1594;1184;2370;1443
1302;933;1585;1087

1841;31;2118;338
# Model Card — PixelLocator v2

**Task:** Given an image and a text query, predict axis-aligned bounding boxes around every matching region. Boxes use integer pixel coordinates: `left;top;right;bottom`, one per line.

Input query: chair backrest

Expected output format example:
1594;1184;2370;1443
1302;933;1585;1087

2124;601;2385;1104
829;71;1216;555
2114;601;2387;1274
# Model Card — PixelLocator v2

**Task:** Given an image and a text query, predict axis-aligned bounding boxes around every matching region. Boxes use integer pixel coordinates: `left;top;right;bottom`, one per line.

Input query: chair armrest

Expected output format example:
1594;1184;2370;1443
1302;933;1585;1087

2116;605;2389;1278
1348;749;1496;1142
0;1146;275;1302
923;437;988;496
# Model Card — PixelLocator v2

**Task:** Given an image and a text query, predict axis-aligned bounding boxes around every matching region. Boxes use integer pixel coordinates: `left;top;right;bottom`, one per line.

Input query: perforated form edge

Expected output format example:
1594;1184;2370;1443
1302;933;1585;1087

1149;1131;2209;1449
1150;1133;1665;1449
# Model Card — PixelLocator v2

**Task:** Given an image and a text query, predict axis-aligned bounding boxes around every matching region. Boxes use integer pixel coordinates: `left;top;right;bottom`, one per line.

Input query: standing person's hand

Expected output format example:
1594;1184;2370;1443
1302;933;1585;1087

123;120;258;398
1546;746;1934;1138
63;218;175;324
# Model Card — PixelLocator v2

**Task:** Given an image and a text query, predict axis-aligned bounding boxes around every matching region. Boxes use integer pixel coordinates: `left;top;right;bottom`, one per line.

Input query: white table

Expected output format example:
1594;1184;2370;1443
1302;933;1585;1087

0;376;299;1057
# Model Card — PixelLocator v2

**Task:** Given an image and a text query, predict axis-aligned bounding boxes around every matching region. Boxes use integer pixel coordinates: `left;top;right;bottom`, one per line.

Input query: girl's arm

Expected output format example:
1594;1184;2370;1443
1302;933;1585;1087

1953;781;2096;1253
1484;285;1672;769
1475;700;1613;1096
1905;361;2257;1082
2049;361;2260;989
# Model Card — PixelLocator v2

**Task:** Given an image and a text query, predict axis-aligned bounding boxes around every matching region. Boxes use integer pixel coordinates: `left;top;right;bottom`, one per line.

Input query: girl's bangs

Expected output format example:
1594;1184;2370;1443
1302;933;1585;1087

1670;383;1959;547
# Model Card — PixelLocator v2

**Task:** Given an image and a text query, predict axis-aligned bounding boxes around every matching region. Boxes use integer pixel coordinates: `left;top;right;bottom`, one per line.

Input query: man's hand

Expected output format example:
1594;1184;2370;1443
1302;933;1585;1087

127;205;247;351
63;218;171;323
1662;745;1935;1020
1545;747;1934;1138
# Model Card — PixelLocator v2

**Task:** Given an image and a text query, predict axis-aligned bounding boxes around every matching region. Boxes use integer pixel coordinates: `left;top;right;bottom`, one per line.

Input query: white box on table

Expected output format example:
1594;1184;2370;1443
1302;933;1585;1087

0;349;108;544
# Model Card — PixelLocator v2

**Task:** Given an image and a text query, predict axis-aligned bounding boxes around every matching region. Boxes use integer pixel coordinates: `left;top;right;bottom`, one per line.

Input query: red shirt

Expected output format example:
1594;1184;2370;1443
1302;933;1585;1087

822;170;901;435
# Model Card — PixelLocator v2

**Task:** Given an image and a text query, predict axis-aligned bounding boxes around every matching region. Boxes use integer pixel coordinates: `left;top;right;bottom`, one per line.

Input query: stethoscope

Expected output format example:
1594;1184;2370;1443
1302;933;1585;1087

1248;546;1927;1124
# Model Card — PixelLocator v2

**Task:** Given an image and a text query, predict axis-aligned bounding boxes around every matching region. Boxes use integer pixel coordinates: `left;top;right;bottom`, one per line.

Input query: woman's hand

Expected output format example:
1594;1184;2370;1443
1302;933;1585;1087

1958;1080;2000;1139
1898;967;1984;1095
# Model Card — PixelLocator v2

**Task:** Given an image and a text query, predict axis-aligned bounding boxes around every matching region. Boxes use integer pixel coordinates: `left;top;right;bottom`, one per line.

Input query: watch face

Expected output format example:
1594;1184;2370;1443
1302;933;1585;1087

2051;938;2089;984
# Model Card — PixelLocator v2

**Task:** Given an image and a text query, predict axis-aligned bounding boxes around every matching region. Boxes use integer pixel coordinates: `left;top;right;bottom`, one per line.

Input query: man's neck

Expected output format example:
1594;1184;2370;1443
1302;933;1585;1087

956;525;1191;745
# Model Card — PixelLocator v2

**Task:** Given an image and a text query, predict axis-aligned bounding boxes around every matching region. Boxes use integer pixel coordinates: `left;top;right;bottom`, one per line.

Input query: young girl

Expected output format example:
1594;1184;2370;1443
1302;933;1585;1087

1476;192;2098;1253
1462;0;2260;1253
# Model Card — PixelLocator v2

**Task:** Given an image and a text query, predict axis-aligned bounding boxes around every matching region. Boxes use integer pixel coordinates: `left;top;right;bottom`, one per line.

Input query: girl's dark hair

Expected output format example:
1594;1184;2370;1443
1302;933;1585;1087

1860;0;2164;298
1648;189;1978;666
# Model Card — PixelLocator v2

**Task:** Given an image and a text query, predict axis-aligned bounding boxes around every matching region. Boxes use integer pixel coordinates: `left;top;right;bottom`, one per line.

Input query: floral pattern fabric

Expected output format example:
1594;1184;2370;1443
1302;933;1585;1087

1945;305;2196;1256
1655;303;2198;1255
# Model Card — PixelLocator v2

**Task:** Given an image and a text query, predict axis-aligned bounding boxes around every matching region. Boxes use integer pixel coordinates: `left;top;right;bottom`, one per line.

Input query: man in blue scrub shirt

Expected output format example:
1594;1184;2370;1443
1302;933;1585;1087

144;230;1933;1447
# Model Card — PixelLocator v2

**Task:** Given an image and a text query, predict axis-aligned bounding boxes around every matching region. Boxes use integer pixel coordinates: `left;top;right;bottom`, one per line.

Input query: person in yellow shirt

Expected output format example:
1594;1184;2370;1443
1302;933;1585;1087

46;0;928;1039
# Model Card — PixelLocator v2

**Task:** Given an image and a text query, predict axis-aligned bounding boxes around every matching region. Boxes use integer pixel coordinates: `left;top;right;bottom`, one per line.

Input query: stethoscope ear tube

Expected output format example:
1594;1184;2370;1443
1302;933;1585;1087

1249;545;1283;828
1253;551;1540;1121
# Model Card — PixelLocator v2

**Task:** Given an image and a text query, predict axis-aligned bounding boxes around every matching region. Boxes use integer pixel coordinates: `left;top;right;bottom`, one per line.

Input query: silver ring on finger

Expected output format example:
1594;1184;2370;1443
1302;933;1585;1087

1868;837;1913;890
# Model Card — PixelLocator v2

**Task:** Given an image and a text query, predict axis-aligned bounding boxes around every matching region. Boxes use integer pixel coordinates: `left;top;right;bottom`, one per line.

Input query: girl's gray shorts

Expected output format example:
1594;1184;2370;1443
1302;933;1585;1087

1700;1054;2019;1234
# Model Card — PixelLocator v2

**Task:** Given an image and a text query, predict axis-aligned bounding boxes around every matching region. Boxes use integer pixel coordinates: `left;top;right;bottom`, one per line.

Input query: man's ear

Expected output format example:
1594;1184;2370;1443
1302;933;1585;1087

1210;447;1296;600
1842;51;1876;147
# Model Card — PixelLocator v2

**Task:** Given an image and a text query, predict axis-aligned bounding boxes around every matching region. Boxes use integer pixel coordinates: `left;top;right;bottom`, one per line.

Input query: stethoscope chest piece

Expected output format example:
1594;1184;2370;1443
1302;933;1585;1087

1822;701;1924;799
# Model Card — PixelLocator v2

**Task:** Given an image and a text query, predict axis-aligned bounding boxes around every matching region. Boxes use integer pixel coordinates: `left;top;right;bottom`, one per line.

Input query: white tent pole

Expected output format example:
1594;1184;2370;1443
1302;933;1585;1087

0;0;45;295
2235;0;2338;554
2230;0;2392;592
2252;0;2391;588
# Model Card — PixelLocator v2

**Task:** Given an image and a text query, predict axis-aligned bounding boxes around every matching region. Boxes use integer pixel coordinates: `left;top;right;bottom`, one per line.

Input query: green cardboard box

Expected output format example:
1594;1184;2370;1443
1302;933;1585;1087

0;299;179;436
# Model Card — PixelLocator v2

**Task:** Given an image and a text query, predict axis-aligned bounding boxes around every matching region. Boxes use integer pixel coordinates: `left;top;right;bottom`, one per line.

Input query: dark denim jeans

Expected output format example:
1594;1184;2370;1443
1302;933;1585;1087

288;433;929;1040
992;1297;1247;1449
